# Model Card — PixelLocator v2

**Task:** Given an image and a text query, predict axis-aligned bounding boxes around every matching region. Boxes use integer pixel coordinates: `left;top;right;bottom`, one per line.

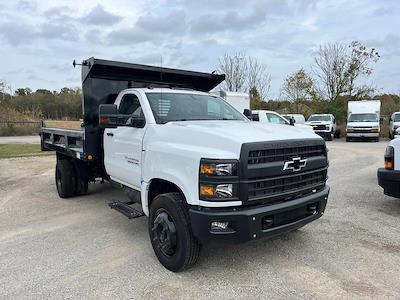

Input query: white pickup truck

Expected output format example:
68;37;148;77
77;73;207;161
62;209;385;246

41;58;330;272
305;114;338;141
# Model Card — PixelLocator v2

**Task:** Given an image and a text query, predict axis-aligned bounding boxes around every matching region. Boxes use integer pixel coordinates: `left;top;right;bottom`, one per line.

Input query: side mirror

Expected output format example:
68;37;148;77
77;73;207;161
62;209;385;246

99;104;146;128
99;104;118;128
380;117;383;122
243;109;252;120
290;117;295;126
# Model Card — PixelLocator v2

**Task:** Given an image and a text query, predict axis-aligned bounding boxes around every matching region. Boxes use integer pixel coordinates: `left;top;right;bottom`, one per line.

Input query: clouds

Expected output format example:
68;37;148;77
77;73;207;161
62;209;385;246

81;4;122;25
0;0;399;96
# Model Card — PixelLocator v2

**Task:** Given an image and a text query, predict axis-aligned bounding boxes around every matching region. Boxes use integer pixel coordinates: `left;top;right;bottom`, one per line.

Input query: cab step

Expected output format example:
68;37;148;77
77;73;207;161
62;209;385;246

108;201;145;219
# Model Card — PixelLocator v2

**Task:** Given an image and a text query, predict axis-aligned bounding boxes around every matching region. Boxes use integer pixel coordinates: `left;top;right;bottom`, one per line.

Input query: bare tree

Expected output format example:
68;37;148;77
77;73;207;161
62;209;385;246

313;42;348;102
247;57;271;100
281;68;316;102
313;41;380;102
218;53;272;100
346;41;380;99
218;52;247;92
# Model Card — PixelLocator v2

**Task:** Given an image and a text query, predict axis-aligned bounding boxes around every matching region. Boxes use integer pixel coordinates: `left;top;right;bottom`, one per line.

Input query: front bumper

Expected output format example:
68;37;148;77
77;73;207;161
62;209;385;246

377;168;400;198
314;130;331;138
189;186;329;244
347;132;379;138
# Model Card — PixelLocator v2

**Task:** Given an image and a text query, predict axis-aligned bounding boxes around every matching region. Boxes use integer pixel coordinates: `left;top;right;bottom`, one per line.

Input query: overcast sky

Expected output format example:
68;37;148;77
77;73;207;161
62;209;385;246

0;0;399;98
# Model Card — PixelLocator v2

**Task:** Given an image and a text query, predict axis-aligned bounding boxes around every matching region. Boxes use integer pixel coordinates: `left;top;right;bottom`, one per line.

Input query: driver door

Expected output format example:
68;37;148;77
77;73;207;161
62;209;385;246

104;92;146;189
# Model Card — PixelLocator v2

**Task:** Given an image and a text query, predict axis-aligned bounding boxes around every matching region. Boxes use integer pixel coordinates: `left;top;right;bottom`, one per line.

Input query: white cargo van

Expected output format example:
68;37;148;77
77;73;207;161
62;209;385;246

346;100;381;142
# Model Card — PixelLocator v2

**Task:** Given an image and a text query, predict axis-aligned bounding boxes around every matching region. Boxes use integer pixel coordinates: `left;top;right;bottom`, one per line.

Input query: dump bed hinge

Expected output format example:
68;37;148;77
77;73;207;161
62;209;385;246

108;201;145;219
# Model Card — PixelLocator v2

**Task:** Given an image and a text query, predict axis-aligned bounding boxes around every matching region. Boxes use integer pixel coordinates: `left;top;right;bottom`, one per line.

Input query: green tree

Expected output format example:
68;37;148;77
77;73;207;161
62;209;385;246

281;68;316;102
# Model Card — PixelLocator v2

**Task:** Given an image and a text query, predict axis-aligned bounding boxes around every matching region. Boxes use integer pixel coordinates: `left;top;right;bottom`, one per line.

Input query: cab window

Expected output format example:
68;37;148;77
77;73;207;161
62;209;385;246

119;94;144;118
266;113;288;125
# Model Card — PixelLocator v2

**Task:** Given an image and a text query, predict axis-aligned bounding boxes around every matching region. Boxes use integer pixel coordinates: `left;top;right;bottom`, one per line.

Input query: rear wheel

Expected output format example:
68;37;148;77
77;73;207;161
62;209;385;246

55;160;76;198
72;160;89;195
149;192;201;272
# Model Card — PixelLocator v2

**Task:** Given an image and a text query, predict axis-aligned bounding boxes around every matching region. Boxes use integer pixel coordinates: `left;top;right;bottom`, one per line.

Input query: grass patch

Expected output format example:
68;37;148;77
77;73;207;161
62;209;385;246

0;144;53;159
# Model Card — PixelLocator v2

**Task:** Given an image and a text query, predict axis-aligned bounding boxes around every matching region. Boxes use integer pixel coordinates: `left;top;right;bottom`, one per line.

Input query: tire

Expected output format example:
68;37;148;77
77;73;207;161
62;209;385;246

72;160;89;196
334;129;341;139
55;159;76;198
346;137;351;142
327;132;333;141
149;192;201;272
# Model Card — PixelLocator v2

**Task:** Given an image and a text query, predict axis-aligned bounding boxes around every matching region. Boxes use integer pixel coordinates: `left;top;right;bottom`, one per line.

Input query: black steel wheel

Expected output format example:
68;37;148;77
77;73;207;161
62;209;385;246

55;159;76;198
149;192;201;272
152;210;177;256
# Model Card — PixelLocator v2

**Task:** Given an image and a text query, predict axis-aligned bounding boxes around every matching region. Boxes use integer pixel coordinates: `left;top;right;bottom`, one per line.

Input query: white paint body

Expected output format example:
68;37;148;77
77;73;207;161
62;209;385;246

253;110;315;133
216;91;250;114
305;114;337;137
103;88;322;215
347;100;381;138
387;138;400;170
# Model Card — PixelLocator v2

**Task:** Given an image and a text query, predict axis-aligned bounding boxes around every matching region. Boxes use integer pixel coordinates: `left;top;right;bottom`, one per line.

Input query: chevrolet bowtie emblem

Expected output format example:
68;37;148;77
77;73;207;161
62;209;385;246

283;157;307;172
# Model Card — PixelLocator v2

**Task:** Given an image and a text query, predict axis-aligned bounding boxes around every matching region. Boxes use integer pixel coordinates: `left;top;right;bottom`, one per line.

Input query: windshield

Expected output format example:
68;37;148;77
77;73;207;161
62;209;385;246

308;115;331;122
394;114;400;122
146;93;246;124
348;113;378;122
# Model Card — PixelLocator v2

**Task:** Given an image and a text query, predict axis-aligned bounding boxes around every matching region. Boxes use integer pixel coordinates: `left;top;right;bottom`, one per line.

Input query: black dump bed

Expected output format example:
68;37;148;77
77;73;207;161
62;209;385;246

42;57;225;166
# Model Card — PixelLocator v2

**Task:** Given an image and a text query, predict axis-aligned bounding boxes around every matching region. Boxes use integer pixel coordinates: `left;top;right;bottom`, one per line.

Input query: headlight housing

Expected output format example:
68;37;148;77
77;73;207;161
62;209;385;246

371;127;380;133
199;159;239;200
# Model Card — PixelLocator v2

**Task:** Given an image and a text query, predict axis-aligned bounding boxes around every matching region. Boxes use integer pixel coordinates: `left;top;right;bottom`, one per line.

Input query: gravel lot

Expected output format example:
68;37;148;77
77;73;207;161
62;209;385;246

1;140;400;299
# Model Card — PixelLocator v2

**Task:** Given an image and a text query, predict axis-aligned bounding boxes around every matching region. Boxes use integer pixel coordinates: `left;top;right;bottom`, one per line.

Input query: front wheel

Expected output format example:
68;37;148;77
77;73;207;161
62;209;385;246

149;192;201;272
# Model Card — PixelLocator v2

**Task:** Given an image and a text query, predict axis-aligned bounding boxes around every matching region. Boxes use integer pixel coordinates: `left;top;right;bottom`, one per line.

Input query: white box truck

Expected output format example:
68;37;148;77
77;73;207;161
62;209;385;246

216;91;250;114
346;100;381;142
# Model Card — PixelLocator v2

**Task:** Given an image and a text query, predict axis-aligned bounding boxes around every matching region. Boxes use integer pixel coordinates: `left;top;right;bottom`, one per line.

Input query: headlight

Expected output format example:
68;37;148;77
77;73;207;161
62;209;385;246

346;127;353;132
200;160;238;176
371;127;380;133
199;159;239;200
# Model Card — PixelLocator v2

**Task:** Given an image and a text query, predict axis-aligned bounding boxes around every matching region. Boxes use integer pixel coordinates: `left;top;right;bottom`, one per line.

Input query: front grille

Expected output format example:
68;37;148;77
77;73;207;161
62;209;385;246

247;168;327;201
313;125;327;130
240;139;328;206
248;144;325;165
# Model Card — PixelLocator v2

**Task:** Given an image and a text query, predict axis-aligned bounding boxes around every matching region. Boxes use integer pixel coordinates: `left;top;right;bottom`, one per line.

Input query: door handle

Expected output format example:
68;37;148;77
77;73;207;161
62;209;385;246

106;132;114;137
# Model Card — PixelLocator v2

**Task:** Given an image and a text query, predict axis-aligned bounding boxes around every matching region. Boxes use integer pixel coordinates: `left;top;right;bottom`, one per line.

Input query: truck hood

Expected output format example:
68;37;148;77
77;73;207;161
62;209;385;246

145;120;322;159
347;121;379;127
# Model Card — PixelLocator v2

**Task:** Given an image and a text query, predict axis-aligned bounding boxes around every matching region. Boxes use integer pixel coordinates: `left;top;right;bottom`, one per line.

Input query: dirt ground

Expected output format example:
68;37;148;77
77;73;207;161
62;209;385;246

1;140;400;299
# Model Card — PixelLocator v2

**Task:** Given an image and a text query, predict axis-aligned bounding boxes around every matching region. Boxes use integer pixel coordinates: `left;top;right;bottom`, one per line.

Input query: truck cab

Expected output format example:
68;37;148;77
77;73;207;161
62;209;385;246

305;114;337;141
41;58;329;272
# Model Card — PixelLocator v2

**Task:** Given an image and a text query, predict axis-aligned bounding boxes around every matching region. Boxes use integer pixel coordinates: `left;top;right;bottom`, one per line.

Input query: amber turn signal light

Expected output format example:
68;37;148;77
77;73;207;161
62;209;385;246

385;161;393;169
200;164;216;175
200;185;215;196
